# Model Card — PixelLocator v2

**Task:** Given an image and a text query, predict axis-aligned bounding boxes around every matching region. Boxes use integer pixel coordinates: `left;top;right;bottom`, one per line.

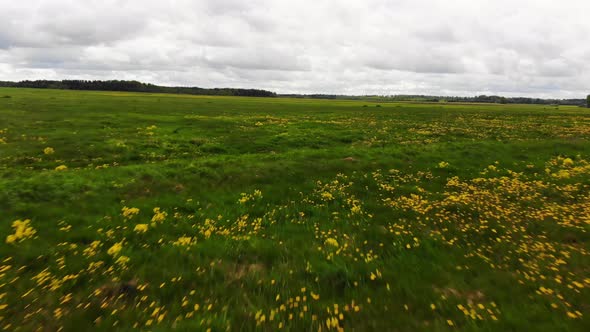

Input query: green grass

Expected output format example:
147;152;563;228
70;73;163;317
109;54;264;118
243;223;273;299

1;88;589;331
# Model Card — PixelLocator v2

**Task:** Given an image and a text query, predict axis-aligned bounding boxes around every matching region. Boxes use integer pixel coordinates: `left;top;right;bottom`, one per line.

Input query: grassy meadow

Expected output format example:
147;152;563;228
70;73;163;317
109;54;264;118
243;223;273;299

1;88;589;331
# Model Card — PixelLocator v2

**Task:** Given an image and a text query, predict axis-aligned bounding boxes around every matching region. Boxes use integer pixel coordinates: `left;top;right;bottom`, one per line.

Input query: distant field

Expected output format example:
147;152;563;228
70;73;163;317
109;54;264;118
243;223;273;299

1;88;589;331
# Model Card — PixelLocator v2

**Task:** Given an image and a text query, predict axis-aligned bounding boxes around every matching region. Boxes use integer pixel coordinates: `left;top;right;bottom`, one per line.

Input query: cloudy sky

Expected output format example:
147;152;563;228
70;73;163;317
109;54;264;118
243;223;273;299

0;0;589;97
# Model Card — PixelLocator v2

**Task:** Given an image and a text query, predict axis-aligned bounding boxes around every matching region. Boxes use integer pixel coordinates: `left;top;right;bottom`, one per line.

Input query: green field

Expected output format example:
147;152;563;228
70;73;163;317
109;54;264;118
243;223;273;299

1;88;589;331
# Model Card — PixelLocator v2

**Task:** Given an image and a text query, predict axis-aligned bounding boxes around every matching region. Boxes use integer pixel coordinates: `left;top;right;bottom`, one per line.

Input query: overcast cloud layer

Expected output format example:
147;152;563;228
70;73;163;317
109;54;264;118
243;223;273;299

1;0;589;97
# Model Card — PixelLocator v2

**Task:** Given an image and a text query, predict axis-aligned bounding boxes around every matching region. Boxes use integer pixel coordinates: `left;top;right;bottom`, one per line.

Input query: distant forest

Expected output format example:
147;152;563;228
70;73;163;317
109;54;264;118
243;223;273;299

0;80;277;97
0;80;586;106
281;94;587;107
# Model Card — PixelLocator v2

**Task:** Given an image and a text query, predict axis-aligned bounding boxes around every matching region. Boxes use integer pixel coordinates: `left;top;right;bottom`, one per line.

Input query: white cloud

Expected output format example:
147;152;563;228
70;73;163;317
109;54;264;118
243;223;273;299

0;0;589;97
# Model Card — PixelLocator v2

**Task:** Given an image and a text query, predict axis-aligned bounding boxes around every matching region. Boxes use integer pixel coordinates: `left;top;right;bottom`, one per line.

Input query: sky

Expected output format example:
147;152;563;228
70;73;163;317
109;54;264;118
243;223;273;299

0;0;589;98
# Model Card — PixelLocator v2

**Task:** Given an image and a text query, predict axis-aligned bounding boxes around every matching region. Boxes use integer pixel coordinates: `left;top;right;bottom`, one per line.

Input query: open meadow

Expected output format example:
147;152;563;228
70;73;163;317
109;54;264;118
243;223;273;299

1;88;589;331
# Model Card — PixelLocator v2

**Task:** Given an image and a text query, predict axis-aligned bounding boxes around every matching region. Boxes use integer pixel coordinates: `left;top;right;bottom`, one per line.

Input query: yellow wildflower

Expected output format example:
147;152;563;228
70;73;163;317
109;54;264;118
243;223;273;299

238;190;263;204
122;206;140;219
324;238;339;248
6;219;36;244
173;236;195;246
151;208;167;223
43;147;55;155
107;242;123;256
134;224;149;233
321;192;334;201
115;256;130;266
552;170;570;179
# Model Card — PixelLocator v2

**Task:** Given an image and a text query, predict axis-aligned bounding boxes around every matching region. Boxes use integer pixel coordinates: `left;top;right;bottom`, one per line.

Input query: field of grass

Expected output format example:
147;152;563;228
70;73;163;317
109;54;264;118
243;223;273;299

1;88;589;331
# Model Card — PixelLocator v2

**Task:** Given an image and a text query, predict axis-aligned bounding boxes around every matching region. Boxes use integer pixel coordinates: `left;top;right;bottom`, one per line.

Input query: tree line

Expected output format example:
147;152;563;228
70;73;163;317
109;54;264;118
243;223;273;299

0;80;587;106
0;80;277;98
281;93;587;106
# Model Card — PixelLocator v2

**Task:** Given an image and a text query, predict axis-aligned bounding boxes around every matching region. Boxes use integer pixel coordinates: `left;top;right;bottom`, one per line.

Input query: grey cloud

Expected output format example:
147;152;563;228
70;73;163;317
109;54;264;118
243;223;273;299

535;58;579;77
202;46;312;71
364;49;466;74
0;0;588;98
0;2;148;49
414;25;458;43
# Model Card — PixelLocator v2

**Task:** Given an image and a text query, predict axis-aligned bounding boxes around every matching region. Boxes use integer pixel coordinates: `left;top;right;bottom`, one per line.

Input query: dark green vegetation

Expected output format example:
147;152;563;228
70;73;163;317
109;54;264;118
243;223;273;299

1;80;585;106
0;80;276;97
281;94;586;106
1;88;589;331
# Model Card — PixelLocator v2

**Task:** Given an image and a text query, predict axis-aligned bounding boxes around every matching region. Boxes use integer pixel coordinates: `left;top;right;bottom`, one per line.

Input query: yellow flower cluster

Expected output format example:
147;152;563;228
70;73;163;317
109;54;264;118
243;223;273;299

43;147;55;155
320;191;334;201
3;152;589;329
134;224;149;233
107;242;123;256
310;177;357;207
456;303;500;321
121;206;140;220
545;156;590;179
438;161;449;168
6;219;36;244
82;241;101;257
55;165;68;171
151;207;167;224
375;158;590;320
552;170;571;179
325;315;343;331
115;255;130;266
369;269;382;281
172;236;196;247
324;238;339;248
238;190;263;204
